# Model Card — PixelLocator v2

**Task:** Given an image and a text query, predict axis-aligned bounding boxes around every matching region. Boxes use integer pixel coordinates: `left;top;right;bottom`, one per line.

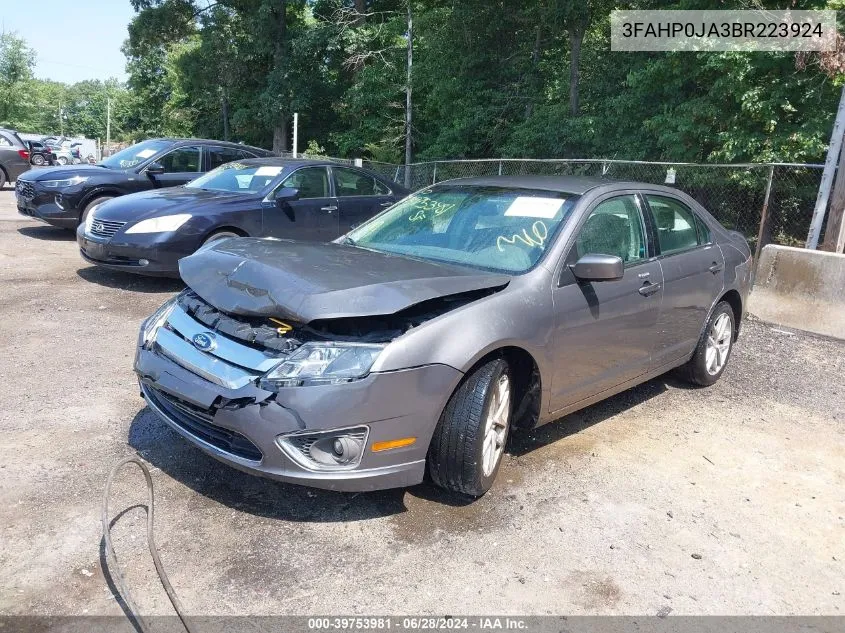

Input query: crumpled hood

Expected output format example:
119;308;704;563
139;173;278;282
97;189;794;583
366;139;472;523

179;238;511;322
95;187;251;222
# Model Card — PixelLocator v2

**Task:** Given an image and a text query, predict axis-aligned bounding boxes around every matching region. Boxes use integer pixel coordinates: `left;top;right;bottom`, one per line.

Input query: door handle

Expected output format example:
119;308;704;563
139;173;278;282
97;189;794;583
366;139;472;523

708;262;724;274
320;205;337;213
380;201;393;207
638;282;661;297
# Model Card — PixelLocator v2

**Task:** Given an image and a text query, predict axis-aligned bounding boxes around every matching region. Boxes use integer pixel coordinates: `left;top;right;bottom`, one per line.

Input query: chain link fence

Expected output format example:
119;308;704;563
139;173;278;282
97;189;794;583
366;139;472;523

362;158;825;253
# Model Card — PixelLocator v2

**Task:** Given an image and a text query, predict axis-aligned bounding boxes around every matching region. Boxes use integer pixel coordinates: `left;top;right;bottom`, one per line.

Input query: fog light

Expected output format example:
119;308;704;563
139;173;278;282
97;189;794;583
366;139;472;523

54;194;64;210
277;426;368;471
139;259;149;266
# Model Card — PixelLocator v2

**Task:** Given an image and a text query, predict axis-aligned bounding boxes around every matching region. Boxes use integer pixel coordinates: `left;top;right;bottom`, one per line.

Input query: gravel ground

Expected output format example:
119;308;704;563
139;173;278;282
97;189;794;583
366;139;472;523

0;187;842;617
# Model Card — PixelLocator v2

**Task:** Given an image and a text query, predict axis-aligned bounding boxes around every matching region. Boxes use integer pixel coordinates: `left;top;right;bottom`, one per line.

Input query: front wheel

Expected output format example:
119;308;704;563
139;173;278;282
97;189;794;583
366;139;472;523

200;230;241;248
80;196;114;226
57;156;68;165
428;358;511;497
680;301;735;386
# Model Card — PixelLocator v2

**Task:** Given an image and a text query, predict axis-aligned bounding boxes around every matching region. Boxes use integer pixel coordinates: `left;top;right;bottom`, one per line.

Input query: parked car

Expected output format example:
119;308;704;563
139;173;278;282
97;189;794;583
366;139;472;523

27;141;55;166
48;143;83;165
16;138;272;229
77;158;409;276
0;128;32;189
134;176;752;496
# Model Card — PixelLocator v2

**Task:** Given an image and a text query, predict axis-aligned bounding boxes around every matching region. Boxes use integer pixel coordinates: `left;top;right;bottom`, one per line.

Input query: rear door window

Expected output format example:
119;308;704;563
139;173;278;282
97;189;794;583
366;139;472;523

207;146;256;170
333;167;384;197
645;195;701;255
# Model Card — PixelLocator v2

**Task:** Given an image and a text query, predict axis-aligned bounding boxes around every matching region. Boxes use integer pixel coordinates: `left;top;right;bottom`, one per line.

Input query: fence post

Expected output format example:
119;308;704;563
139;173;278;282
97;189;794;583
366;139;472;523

754;164;776;266
394;165;401;183
498;160;503;176
432;163;437;184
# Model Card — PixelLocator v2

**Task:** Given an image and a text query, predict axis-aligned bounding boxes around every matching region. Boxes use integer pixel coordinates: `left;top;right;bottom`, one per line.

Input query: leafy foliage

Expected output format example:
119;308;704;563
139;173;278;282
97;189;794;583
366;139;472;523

1;1;843;165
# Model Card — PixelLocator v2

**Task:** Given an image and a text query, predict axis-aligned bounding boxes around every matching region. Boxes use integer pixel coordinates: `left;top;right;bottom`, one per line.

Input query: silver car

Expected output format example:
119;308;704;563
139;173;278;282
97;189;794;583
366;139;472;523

134;176;752;496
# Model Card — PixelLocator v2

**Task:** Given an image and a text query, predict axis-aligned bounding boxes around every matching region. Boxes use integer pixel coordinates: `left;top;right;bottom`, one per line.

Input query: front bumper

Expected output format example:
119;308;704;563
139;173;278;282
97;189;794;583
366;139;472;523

77;226;190;277
15;182;82;228
134;340;462;492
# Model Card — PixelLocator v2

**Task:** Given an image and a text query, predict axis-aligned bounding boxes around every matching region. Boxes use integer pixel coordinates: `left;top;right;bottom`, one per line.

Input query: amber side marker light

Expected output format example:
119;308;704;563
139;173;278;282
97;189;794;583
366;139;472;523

371;437;417;452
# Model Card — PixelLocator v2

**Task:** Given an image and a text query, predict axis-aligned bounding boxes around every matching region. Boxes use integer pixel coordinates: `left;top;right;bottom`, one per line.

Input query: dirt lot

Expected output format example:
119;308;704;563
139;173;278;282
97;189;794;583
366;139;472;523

0;186;842;617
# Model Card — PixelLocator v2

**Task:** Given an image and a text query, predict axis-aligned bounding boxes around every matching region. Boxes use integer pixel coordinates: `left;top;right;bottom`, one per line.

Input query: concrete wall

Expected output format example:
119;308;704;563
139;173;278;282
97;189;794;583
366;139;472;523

749;245;845;339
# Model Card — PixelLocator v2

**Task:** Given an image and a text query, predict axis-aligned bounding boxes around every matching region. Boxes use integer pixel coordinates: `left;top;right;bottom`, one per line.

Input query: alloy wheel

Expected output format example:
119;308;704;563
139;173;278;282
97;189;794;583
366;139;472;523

705;313;732;375
482;374;510;476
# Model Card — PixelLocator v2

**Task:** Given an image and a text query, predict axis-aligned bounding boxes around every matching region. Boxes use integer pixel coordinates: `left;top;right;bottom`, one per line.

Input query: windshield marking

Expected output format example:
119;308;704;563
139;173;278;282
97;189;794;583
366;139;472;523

496;220;548;252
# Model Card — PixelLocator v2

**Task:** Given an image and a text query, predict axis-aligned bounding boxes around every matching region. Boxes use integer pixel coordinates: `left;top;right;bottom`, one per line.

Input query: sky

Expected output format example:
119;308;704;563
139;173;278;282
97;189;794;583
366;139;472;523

1;0;136;84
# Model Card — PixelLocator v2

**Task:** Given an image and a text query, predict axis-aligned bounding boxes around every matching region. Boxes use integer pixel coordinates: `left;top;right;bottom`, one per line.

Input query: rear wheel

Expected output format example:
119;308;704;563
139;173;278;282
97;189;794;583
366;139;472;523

57;156;68;165
0;170;6;190
428;358;511;497
680;301;735;386
31;154;45;166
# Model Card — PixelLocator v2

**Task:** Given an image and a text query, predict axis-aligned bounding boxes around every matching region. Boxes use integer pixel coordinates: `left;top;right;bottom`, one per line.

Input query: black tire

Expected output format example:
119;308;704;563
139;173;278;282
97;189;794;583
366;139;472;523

679;301;736;387
201;230;242;248
80;196;114;226
57;156;68;165
0;169;6;190
428;358;511;497
31;154;45;166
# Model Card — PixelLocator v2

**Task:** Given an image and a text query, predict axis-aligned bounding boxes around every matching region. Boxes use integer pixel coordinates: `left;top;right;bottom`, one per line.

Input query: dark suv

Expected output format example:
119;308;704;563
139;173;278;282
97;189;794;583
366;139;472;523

0;128;31;189
15;138;272;228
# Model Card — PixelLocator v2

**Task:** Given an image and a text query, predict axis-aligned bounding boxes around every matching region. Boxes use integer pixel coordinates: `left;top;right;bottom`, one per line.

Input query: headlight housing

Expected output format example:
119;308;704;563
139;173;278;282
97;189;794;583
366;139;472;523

259;342;385;389
41;176;88;188
84;203;105;232
125;214;192;234
140;296;178;348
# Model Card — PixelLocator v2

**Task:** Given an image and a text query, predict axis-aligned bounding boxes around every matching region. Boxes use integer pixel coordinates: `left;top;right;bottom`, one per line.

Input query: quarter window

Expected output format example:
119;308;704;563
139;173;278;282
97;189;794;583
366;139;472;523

572;195;646;264
159;146;202;173
281;167;329;199
645;195;701;255
333;167;386;197
0;135;11;146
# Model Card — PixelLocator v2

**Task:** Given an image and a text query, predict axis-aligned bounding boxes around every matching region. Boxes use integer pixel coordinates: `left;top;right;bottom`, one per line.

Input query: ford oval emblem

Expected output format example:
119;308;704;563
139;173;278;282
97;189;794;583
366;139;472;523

192;332;216;352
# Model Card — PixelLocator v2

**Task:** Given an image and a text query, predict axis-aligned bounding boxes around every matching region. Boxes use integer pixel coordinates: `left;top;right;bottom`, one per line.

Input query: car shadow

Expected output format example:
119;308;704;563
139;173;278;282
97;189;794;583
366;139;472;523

17;226;77;241
76;266;184;293
509;376;671;457
126;373;683;522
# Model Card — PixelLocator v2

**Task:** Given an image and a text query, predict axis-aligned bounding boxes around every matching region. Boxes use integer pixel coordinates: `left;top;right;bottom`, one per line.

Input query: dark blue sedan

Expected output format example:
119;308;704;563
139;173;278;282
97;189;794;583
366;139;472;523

76;158;409;276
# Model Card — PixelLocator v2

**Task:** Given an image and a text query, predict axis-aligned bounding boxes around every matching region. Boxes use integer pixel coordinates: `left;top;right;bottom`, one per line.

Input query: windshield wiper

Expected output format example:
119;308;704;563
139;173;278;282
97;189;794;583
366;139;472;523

340;236;356;246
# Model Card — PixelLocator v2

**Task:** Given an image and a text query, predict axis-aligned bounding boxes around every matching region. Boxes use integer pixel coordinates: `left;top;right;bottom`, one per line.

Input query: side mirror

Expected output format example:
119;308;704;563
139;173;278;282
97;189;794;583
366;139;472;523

571;254;624;282
274;187;300;206
146;162;165;176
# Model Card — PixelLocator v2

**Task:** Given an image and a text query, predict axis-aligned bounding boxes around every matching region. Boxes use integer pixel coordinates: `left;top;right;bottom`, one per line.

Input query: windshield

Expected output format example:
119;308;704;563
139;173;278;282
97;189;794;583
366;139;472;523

346;185;579;273
186;162;284;193
99;140;171;169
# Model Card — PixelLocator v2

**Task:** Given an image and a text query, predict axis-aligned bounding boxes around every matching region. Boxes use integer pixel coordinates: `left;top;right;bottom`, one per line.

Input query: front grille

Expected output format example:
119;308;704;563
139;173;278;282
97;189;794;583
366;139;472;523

178;290;303;354
16;180;34;200
144;384;263;462
89;217;126;239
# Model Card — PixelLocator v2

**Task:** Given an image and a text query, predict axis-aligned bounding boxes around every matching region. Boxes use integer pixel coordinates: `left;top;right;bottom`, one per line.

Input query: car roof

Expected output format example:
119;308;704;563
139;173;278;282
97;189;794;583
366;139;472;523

146;137;271;154
233;156;392;172
441;175;686;197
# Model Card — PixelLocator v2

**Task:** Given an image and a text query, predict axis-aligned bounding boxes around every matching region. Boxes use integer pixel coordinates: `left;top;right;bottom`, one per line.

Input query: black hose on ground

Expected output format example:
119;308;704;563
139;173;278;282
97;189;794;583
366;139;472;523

102;456;197;633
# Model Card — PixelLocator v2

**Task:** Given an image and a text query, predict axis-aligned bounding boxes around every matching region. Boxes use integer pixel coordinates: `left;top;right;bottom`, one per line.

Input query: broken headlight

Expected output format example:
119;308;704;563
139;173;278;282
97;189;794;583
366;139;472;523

259;342;385;389
140;296;178;347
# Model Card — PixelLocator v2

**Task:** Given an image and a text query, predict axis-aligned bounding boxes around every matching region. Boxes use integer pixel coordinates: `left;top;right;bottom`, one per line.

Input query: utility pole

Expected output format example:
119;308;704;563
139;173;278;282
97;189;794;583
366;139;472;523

292;112;298;158
105;98;111;157
403;0;413;189
807;84;845;249
59;103;63;136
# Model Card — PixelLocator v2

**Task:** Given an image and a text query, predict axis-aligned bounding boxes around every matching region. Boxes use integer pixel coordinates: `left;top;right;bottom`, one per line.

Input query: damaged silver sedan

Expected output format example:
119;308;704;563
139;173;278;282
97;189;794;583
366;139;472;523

134;176;752;496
